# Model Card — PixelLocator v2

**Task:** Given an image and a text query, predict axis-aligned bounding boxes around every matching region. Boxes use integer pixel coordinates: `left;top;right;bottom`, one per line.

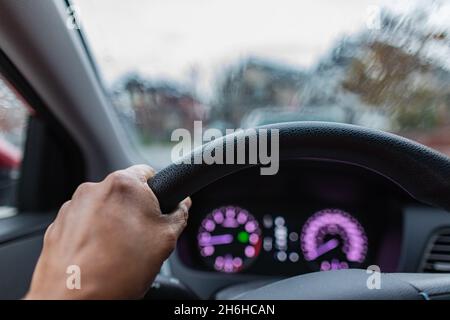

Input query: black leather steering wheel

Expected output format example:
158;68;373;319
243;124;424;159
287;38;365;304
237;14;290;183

148;121;450;300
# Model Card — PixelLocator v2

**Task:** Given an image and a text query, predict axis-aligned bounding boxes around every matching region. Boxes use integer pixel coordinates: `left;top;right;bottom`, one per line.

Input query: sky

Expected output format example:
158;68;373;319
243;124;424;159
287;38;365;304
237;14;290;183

72;0;449;96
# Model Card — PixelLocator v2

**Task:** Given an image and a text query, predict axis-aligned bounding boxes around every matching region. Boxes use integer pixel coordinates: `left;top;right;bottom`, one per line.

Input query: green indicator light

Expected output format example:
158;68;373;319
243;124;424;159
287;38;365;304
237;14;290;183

238;231;249;243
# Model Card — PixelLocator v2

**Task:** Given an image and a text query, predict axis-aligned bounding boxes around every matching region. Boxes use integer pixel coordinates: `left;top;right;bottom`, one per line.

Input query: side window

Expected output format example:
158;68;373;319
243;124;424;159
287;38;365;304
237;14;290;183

0;74;29;217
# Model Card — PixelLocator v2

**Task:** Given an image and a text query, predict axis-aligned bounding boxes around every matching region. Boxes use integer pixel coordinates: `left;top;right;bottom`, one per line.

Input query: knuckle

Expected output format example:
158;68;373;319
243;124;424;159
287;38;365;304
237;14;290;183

43;224;55;244
141;164;156;176
180;205;189;221
174;206;189;226
54;202;70;223
176;212;188;229
163;227;178;248
60;200;71;211
74;182;95;197
148;167;156;177
182;215;188;228
108;171;136;192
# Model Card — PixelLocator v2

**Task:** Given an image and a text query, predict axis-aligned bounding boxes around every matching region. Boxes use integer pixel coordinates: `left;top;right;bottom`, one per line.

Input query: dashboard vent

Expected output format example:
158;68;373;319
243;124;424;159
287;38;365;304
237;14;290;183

421;229;450;273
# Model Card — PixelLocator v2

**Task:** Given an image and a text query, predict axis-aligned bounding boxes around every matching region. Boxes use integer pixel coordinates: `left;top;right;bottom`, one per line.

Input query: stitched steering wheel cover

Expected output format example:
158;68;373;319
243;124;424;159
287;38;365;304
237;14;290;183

149;121;450;213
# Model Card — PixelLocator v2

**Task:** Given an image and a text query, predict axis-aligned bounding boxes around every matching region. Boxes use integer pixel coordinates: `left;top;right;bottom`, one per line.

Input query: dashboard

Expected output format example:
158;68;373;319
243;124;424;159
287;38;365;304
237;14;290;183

177;160;404;277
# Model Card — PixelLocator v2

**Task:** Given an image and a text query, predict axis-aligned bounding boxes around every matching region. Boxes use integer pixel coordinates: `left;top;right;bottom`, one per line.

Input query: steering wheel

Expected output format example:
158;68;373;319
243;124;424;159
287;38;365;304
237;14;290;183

148;121;450;300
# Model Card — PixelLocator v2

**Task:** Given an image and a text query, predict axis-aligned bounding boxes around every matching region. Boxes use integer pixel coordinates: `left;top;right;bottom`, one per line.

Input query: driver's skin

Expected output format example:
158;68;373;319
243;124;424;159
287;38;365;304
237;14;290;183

24;165;191;299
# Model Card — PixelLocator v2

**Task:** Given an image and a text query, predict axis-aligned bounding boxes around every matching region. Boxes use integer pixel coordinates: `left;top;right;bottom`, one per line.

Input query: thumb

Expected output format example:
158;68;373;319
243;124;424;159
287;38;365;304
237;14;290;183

164;197;192;238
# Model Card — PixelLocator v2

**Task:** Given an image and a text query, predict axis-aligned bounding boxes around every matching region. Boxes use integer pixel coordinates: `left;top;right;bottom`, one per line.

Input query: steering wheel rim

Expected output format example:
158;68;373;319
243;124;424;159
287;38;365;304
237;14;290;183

149;121;450;213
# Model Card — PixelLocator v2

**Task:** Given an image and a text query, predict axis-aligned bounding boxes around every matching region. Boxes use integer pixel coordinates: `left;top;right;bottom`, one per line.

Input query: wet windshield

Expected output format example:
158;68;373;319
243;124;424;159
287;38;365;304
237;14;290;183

72;0;450;166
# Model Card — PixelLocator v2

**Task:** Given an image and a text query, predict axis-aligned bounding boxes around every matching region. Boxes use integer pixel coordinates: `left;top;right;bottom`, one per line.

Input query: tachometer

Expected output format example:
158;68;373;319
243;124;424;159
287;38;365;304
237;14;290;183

198;206;262;273
301;209;368;271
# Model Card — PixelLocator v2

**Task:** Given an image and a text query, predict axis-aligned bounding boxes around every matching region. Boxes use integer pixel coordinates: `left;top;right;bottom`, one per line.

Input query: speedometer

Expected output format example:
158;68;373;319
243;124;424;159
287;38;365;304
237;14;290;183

301;209;368;271
198;206;262;273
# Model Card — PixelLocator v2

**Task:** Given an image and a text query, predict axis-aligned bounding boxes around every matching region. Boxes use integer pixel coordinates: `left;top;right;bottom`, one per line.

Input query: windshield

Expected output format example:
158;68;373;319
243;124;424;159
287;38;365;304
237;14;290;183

72;0;450;167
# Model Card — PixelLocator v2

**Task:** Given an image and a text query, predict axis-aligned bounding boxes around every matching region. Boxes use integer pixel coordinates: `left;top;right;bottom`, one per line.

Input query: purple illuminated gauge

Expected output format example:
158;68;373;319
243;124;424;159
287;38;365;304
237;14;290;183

301;209;368;272
198;206;262;273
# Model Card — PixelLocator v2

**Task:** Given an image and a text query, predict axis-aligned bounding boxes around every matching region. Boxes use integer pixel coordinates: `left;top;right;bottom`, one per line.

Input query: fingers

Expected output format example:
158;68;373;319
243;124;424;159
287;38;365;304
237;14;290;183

124;165;156;183
104;165;156;196
164;197;192;238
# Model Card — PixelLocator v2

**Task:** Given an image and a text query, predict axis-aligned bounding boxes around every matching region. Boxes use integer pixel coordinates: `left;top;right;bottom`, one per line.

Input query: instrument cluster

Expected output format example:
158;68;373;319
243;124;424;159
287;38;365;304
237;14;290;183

197;206;368;274
177;160;405;277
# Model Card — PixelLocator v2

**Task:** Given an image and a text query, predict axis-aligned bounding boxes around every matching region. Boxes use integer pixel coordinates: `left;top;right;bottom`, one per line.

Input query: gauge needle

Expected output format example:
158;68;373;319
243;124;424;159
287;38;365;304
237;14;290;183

199;234;234;246
311;238;339;260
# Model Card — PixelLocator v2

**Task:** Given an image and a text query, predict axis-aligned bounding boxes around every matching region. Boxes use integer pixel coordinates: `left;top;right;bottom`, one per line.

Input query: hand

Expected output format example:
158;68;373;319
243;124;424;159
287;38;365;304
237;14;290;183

24;165;191;300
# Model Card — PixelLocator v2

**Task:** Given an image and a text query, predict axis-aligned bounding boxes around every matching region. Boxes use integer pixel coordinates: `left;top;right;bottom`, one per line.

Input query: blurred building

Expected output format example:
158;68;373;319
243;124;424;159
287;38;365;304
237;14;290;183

212;58;306;128
112;75;207;142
